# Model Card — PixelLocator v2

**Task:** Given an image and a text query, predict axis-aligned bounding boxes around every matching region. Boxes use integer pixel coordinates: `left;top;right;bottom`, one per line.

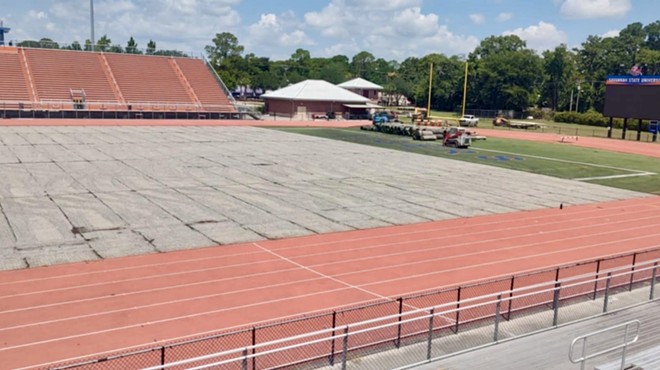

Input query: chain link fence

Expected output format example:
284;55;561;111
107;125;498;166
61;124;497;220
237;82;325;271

46;248;660;370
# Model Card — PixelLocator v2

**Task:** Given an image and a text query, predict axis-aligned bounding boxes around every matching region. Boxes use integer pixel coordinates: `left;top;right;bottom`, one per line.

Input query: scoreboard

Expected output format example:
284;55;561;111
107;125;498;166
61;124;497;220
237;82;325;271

603;76;660;120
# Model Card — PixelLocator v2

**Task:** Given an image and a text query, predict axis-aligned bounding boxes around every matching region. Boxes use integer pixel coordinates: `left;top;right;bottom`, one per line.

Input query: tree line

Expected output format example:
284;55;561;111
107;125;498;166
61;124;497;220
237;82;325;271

17;20;660;113
17;35;187;57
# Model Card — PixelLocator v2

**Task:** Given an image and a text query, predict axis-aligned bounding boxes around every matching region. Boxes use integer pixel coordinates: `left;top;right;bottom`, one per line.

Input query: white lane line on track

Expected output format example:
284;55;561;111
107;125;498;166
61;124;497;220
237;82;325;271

252;242;390;301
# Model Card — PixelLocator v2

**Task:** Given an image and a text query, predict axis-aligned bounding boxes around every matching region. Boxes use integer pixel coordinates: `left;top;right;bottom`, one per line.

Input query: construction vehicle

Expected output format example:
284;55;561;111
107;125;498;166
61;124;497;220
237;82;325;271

492;115;509;126
493;115;544;129
372;111;397;124
442;127;472;148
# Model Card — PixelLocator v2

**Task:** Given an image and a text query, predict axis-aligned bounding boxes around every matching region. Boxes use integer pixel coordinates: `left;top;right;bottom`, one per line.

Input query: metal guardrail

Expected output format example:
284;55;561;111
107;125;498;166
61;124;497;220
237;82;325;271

45;249;660;370
569;320;640;370
134;260;660;370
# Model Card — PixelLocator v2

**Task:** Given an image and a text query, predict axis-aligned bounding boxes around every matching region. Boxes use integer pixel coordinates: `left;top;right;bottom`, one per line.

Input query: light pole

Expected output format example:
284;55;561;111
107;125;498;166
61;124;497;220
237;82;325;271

461;61;468;117
575;84;581;113
426;63;433;122
90;0;95;51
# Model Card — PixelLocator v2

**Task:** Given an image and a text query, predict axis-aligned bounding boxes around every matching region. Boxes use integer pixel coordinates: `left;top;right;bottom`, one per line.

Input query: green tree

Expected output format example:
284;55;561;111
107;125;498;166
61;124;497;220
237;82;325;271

126;36;141;54
205;32;244;68
541;45;577;110
153;50;188;57
96;35;112;52
644;21;660;51
69;41;82;51
146;40;156;55
18;38;59;49
109;44;123;53
469;35;542;111
289;48;312;79
351;51;375;78
618;22;646;65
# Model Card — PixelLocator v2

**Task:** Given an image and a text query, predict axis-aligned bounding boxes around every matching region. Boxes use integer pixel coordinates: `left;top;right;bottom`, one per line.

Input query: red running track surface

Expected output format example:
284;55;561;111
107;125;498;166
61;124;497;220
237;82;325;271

1;196;660;369
477;128;660;159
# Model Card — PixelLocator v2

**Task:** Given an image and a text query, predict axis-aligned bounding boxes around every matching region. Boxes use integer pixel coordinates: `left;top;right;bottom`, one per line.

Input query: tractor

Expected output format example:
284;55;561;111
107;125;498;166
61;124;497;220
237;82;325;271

442;127;472;148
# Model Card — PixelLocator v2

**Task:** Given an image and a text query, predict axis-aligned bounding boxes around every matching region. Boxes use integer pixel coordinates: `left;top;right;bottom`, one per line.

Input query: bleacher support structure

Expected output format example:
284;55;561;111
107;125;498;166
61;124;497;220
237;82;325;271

0;47;240;119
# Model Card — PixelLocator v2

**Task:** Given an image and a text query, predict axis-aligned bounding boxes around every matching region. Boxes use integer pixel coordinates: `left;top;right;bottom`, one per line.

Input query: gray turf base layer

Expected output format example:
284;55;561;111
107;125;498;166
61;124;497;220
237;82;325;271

0;126;646;270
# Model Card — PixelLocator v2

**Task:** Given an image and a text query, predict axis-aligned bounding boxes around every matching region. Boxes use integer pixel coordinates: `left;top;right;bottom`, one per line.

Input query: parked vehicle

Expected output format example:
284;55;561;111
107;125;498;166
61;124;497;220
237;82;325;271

443;127;472;148
459;114;479;127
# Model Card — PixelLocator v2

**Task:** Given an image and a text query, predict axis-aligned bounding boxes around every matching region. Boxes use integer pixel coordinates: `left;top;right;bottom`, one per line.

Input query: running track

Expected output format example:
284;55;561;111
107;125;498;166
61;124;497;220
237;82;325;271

476;128;660;159
1;196;660;369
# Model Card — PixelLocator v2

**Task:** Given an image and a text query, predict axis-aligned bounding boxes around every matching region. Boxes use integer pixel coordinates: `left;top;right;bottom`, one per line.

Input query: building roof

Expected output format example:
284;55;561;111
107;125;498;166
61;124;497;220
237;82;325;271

262;79;369;102
338;77;383;90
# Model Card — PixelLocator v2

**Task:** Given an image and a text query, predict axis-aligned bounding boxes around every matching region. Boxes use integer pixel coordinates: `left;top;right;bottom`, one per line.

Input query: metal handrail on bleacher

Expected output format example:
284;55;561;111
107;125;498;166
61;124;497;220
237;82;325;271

569;320;640;370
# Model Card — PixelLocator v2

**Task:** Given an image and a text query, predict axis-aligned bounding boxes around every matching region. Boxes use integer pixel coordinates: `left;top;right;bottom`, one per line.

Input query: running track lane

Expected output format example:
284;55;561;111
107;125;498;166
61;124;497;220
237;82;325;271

1;196;660;369
476;128;660;159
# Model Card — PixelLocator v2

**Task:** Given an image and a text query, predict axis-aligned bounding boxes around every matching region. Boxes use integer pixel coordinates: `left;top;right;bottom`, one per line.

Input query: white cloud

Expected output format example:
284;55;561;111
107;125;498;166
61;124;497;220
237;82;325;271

559;0;631;19
245;12;313;59
504;21;568;52
469;13;485;25
497;12;513;22
304;1;479;59
13;0;241;53
601;29;620;38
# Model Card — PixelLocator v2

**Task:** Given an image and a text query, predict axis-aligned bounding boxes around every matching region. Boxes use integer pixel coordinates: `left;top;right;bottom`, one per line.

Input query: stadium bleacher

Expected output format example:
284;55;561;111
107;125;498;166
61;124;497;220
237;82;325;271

0;46;236;118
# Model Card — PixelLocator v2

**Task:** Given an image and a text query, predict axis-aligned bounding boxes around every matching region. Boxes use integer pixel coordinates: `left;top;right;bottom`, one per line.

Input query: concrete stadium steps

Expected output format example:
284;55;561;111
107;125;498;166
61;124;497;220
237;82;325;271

104;53;195;105
0;48;30;102
173;57;236;112
23;48;117;102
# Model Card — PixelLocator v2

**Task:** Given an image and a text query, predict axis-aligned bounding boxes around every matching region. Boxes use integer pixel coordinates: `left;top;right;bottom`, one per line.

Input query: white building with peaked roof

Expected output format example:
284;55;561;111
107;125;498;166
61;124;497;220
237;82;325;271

262;79;377;120
338;77;383;102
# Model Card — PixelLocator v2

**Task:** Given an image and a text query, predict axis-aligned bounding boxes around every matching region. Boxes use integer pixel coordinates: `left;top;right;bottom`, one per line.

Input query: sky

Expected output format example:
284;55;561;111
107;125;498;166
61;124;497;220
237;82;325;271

1;0;658;61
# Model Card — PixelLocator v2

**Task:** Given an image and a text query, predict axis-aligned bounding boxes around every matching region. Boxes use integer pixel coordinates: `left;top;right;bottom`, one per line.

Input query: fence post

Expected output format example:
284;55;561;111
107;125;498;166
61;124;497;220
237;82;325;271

651;263;658;300
592;259;601;300
454;287;461;334
242;348;248;370
251;327;257;370
341;327;349;370
160;346;166;366
629;253;637;291
494;294;502;342
329;311;337;366
426;308;435;360
506;277;514;321
552;282;561;326
396;297;403;348
603;272;612;313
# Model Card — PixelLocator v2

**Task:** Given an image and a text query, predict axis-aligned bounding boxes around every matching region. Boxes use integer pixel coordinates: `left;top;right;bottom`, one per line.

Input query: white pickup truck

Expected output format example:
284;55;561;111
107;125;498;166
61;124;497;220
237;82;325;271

458;115;479;127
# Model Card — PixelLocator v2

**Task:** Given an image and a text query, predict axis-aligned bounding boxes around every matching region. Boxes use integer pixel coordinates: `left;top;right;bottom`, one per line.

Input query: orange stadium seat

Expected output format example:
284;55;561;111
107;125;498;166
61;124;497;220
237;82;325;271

0;48;236;115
